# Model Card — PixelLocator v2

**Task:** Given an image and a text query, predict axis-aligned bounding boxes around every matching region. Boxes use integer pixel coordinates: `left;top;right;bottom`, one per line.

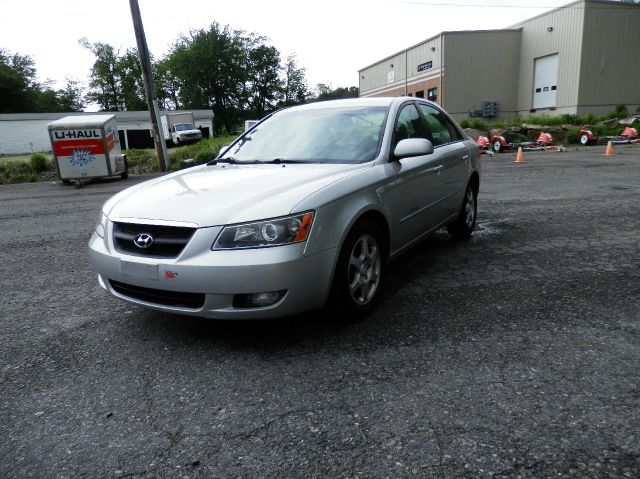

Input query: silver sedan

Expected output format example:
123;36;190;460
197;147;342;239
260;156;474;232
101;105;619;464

88;97;480;319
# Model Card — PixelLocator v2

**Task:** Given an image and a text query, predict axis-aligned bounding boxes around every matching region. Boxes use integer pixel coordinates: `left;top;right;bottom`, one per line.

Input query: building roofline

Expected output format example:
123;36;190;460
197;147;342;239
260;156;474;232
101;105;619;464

359;0;638;74
0;109;214;122
507;0;640;28
358;29;521;73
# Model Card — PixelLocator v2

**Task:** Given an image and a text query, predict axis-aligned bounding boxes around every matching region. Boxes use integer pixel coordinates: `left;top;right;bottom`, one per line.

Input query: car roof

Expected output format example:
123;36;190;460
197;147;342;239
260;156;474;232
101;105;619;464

287;97;396;112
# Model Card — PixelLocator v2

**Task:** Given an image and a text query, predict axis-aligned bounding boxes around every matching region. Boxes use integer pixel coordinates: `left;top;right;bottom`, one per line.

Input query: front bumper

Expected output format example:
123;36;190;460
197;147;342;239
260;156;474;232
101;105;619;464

88;223;337;319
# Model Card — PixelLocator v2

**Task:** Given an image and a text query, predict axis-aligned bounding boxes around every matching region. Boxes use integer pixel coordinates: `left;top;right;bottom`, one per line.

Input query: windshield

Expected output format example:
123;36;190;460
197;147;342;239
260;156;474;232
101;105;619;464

220;106;388;164
175;123;196;132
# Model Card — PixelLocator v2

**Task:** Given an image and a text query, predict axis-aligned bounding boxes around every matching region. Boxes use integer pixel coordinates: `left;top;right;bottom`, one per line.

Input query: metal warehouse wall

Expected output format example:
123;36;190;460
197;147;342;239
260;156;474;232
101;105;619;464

512;2;585;116
359;35;442;97
359;51;407;96
441;30;521;119
577;0;640;116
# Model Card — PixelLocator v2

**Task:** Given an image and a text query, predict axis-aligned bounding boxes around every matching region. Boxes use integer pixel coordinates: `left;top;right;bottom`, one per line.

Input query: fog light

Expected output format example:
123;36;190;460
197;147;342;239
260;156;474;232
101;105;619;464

233;290;286;308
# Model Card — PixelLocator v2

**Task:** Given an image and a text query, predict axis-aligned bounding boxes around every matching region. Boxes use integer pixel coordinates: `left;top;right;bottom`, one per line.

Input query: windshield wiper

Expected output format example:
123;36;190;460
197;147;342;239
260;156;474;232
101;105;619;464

208;157;244;165
259;158;317;164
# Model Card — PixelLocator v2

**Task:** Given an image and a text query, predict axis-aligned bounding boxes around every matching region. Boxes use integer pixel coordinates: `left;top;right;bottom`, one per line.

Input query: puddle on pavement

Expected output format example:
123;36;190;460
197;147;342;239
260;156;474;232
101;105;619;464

473;219;515;237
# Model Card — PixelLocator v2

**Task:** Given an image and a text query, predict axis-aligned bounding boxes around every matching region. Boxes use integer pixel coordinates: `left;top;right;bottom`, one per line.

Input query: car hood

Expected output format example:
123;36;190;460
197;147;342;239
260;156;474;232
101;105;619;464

105;163;369;227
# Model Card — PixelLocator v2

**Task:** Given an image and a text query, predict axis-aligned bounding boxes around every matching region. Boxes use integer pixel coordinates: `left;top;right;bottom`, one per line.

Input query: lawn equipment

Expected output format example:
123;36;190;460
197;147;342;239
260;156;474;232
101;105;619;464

490;132;566;153
578;127;639;146
476;136;495;156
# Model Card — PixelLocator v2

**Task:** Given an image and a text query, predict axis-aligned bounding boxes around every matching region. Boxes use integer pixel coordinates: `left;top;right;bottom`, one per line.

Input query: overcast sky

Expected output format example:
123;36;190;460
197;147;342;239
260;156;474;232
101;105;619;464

1;0;570;94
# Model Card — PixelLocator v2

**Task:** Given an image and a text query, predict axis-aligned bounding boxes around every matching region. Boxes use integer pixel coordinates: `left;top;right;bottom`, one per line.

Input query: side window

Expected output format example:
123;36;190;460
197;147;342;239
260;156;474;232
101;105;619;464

393;104;428;151
417;104;461;146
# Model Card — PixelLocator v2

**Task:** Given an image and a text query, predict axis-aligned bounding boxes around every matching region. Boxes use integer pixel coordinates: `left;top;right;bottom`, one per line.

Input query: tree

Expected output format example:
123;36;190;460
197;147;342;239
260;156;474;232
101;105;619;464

80;39;122;111
0;49;85;113
246;41;282;118
55;79;85;112
167;22;251;133
281;55;308;107
117;49;147;111
154;58;180;110
314;84;359;102
0;49;37;112
80;39;146;111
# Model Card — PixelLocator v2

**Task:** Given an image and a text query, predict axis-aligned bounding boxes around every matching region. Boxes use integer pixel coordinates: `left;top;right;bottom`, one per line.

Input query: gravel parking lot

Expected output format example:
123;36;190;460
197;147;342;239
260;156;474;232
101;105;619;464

1;144;639;478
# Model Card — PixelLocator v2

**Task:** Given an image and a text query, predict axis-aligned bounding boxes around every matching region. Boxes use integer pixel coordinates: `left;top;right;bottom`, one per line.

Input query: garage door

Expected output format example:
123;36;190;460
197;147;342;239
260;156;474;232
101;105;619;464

532;53;558;109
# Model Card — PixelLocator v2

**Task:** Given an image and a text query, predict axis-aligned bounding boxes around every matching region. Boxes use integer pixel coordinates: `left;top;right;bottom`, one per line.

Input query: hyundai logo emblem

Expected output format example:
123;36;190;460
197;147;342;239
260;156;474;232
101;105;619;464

134;233;154;249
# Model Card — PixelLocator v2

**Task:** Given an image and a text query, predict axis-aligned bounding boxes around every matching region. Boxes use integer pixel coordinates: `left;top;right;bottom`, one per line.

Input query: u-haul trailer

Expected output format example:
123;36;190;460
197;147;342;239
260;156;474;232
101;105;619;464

48;114;128;186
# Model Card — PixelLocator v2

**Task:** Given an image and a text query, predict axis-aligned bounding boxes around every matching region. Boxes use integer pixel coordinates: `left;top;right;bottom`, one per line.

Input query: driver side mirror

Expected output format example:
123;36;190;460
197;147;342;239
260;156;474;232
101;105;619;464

394;138;434;159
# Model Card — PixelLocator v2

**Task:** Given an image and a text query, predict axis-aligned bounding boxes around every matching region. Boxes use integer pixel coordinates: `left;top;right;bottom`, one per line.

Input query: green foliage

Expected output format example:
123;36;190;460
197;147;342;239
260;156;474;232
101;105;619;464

0;160;38;184
29;153;49;173
564;127;583;144
314;84;359;102
168;136;235;164
167;23;254;133
80;39;146;111
124;148;159;172
280;55;308;107
606;104;628;120
0;49;84;113
194;150;218;163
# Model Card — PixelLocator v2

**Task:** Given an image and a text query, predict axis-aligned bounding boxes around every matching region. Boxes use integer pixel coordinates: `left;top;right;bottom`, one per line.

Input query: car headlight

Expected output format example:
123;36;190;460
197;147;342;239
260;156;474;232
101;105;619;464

95;212;108;238
212;212;314;250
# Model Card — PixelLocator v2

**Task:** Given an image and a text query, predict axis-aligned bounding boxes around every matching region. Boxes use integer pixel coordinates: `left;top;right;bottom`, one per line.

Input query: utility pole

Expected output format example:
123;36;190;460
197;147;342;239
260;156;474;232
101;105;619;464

129;0;168;171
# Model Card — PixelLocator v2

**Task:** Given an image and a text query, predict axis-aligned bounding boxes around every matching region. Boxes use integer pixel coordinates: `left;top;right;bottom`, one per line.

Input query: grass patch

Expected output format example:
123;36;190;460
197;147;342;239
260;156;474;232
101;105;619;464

123;136;237;174
0;152;57;185
168;136;235;169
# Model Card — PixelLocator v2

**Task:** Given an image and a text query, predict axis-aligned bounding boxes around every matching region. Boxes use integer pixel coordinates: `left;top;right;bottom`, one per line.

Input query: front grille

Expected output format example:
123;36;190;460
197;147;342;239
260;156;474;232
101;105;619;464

113;222;195;258
109;280;205;309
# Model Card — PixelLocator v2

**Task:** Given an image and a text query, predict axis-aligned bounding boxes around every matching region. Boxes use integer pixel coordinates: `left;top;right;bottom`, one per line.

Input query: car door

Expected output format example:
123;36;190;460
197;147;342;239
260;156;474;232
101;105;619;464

381;102;446;253
417;103;469;219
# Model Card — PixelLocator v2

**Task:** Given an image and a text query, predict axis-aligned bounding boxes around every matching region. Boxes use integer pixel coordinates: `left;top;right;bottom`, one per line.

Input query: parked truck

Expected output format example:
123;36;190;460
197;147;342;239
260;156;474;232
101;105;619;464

160;112;202;146
48;114;127;185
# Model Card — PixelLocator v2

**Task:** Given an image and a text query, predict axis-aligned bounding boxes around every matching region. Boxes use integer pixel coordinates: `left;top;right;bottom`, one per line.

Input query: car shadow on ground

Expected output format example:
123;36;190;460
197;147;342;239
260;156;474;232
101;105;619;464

131;222;505;353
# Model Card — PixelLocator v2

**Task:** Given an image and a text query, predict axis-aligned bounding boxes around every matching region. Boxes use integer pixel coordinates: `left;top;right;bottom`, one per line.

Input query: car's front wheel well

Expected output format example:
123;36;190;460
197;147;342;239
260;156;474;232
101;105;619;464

468;171;480;196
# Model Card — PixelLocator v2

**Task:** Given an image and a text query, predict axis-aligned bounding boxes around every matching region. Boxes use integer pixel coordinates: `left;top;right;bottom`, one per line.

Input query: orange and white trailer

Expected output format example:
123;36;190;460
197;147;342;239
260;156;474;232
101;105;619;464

48;115;128;184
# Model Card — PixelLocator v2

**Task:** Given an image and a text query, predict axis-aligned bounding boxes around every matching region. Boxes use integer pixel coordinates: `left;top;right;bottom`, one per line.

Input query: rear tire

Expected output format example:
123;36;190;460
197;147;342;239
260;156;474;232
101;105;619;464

579;134;590;146
327;220;385;320
447;183;477;240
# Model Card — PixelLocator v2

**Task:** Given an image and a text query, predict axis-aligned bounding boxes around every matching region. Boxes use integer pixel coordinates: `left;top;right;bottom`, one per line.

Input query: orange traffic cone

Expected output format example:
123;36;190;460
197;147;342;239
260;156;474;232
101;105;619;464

603;141;614;156
514;146;525;163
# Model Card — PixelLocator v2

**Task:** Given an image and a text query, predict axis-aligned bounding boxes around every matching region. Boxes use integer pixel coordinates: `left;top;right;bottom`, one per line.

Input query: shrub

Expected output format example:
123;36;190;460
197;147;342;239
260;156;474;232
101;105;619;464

564;127;583;144
459;119;470;129
30;153;49;173
194;150;218;164
0;160;38;184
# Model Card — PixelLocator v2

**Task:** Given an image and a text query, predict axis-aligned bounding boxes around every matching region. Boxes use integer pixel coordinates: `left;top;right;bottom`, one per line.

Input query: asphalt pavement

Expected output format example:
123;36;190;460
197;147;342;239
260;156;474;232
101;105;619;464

1;144;639;478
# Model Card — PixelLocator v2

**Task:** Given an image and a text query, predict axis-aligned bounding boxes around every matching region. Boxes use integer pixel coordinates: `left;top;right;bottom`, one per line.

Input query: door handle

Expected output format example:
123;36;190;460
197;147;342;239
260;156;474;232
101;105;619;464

434;165;444;175
462;154;469;160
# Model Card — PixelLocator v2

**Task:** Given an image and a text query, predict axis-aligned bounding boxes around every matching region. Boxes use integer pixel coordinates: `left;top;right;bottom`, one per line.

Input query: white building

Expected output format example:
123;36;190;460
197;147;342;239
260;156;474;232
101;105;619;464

0;110;214;155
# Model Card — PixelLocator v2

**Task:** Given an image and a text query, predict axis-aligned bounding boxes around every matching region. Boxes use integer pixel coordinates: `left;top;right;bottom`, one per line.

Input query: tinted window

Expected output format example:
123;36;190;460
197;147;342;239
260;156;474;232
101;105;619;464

417;104;461;145
393;104;428;151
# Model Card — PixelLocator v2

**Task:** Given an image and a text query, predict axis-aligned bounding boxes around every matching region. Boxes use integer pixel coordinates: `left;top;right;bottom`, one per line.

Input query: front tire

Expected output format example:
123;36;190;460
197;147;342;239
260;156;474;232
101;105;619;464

328;220;385;319
579;134;590;146
447;183;477;240
492;140;503;153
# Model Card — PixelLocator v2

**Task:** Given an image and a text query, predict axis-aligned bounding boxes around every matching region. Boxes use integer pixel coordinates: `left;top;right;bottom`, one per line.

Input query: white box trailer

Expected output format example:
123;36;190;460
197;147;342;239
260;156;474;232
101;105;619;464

48;114;128;183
